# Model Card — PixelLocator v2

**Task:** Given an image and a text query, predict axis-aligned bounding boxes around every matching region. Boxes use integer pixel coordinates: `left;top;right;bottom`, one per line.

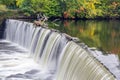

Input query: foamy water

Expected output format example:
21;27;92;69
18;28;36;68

0;40;54;80
0;19;119;80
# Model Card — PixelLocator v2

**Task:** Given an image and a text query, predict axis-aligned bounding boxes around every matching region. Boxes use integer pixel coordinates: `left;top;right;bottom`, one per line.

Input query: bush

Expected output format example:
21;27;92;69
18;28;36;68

0;4;7;12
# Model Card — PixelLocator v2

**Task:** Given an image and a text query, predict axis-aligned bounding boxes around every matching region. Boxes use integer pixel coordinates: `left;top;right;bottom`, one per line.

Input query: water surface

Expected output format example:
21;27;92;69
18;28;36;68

48;20;120;59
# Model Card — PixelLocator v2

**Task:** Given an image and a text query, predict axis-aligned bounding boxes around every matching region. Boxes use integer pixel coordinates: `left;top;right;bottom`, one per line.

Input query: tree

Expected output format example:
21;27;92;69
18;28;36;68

1;0;16;8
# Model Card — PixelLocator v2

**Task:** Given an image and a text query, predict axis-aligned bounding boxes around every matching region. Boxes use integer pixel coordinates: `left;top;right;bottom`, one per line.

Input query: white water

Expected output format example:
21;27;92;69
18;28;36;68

0;19;119;80
56;41;116;80
0;40;43;80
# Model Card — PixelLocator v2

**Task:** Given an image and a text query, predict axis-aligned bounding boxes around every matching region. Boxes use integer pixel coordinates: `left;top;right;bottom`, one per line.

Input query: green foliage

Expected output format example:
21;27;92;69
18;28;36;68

1;0;120;19
16;0;33;15
0;4;7;12
16;0;60;16
31;0;60;17
16;0;24;7
0;0;16;8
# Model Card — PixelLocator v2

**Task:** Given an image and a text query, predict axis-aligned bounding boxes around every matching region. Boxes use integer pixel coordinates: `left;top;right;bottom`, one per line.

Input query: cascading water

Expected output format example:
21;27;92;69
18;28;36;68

0;19;119;80
56;41;116;80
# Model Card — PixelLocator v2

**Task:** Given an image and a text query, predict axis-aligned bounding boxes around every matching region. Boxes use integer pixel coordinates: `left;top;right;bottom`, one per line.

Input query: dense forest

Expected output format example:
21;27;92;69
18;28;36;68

0;0;120;19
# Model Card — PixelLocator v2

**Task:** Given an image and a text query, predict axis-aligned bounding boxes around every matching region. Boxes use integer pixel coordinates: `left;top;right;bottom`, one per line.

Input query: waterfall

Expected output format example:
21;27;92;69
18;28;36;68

56;41;115;80
0;19;118;80
5;20;35;49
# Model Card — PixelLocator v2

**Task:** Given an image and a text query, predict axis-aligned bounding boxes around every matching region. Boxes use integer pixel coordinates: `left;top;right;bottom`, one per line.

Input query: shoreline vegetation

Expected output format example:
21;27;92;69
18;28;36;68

1;11;120;21
0;0;120;21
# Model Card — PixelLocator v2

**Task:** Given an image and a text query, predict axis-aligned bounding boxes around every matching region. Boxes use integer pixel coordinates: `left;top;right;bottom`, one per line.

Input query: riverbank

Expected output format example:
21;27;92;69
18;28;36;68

1;10;120;22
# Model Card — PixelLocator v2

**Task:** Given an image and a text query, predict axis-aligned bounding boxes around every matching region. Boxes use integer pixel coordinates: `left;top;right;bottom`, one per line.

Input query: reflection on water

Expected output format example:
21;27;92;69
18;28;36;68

48;20;120;58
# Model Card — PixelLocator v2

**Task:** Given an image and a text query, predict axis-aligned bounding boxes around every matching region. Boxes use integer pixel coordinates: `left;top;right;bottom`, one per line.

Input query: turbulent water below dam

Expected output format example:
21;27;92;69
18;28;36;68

0;19;119;80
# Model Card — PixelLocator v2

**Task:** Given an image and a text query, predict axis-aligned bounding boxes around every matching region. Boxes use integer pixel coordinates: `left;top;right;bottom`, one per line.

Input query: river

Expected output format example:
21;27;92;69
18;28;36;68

48;20;120;59
0;19;119;79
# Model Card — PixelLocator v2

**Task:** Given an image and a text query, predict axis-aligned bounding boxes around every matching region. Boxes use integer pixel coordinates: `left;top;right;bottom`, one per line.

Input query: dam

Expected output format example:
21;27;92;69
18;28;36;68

0;19;119;80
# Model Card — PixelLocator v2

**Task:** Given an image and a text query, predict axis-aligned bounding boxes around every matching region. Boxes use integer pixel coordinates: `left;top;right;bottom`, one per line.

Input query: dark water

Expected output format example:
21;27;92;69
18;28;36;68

48;20;120;58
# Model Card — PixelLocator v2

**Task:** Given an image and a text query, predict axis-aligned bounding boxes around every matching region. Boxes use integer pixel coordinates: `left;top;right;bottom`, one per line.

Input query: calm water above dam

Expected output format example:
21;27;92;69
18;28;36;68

48;20;120;59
